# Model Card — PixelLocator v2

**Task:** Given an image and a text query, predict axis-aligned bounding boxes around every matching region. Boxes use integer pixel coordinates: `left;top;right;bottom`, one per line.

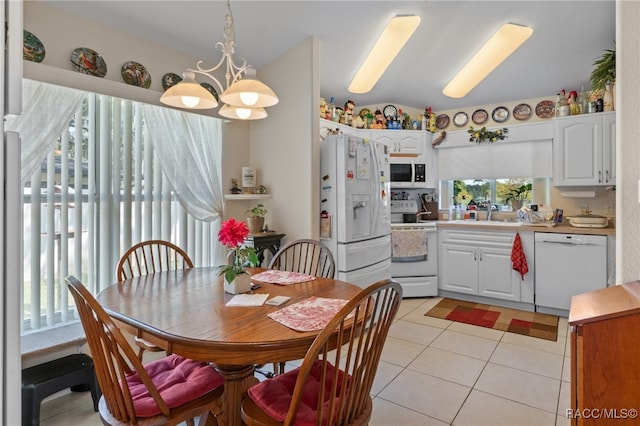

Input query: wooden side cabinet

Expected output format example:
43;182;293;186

568;282;640;425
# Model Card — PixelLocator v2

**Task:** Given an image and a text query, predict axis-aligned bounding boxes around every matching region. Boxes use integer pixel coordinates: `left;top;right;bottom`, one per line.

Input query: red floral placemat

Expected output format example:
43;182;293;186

251;270;316;285
268;296;349;332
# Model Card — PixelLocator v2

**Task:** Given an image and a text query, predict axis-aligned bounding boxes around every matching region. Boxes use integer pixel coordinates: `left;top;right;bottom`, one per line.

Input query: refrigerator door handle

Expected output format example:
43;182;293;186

370;141;380;229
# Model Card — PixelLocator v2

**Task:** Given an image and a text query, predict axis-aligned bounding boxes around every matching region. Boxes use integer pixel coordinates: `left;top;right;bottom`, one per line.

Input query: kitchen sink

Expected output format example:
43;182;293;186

449;220;523;227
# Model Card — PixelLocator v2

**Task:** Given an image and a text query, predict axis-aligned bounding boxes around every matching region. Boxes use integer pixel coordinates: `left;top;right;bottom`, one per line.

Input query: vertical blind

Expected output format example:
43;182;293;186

22;93;221;332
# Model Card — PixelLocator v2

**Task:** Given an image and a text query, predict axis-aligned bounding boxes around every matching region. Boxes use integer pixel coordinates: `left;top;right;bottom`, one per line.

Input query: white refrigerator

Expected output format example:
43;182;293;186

320;134;391;288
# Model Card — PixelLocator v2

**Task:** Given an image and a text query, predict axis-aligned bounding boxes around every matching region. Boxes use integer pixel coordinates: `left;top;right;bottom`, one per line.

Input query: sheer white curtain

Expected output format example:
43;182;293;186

141;104;225;263
5;79;86;185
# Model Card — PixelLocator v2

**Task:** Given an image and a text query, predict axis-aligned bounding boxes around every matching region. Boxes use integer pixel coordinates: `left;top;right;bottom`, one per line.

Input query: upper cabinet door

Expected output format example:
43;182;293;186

602;112;616;185
553;113;615;186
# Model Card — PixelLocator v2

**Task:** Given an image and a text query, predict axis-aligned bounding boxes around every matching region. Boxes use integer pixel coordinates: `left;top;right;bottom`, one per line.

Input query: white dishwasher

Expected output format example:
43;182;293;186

534;233;607;314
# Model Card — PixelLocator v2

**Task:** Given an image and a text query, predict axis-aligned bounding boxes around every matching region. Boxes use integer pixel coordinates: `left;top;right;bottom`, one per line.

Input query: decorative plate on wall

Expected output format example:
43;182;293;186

23;30;45;63
453;111;468;127
513;103;532;120
70;47;107;78
121;61;152;88
435;114;450;129
535;100;555;119
472;109;488;125
492;106;510;123
162;72;182;91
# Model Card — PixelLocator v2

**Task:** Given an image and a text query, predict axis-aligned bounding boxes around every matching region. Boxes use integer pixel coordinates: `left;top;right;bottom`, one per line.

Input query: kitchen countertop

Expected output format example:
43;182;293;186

436;220;615;235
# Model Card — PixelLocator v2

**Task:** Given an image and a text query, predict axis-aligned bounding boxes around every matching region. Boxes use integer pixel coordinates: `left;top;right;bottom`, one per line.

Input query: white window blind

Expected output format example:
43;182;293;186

22;92;223;332
437;140;553;180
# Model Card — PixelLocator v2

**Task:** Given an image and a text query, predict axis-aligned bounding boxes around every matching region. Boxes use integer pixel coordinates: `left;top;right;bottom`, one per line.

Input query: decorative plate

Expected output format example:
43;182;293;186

201;82;219;102
535;100;555;119
162;72;182;91
70;47;107;78
453;111;468;127
472;109;488;125
23;30;45;63
513;103;532;121
383;104;397;118
492;106;510;123
435;114;449;129
121;61;151;88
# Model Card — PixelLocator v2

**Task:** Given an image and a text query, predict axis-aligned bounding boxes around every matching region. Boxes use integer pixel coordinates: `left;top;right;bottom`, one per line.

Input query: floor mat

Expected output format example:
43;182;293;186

425;298;559;341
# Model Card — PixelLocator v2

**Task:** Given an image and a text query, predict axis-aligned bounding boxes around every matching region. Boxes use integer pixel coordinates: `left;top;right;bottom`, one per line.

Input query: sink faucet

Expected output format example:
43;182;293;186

487;200;492;221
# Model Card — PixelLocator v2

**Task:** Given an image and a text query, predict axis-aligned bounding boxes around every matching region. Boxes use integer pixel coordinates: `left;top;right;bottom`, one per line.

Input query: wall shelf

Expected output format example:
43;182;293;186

224;194;271;200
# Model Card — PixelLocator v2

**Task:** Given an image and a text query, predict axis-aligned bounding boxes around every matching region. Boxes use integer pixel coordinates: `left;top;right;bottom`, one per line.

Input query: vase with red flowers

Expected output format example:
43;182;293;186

218;218;259;294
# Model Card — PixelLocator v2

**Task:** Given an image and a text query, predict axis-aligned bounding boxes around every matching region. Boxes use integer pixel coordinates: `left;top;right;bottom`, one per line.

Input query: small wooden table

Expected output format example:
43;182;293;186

96;267;360;426
244;232;286;266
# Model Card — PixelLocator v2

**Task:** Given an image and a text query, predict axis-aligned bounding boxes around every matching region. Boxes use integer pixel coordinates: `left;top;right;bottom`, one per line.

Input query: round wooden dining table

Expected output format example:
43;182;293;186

96;266;362;426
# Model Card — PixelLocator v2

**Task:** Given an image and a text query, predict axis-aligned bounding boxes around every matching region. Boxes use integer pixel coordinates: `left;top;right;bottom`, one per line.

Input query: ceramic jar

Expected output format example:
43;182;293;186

224;273;252;294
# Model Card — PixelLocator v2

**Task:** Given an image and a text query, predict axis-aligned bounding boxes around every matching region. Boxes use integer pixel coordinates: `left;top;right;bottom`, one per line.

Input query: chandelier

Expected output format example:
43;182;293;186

159;0;278;120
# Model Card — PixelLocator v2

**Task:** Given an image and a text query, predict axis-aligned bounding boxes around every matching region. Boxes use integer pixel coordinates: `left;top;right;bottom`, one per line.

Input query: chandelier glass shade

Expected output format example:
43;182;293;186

159;72;218;109
159;0;278;119
218;104;267;120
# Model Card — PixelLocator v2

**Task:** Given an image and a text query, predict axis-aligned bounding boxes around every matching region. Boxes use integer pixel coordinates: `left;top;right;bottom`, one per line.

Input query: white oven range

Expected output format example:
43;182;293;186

390;222;438;297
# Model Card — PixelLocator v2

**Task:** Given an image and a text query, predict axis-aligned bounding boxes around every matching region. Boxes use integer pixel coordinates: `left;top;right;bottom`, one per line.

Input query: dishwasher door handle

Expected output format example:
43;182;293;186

541;240;594;246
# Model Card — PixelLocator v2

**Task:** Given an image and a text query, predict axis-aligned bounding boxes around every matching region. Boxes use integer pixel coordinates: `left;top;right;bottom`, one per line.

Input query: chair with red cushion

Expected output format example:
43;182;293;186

66;275;224;426
116;240;194;360
241;279;402;426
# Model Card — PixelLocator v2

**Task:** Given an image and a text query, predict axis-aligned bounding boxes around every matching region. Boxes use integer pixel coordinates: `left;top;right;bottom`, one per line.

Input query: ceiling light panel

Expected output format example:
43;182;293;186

443;23;533;99
348;15;421;94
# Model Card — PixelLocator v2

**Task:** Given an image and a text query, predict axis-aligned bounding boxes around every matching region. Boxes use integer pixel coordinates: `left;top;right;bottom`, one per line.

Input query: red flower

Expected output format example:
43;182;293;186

218;218;249;248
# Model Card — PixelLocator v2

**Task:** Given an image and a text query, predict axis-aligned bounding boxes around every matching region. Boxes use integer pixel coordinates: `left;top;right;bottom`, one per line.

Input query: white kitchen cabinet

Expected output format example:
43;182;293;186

553;112;615;186
369;130;425;156
439;228;535;303
320;118;359;137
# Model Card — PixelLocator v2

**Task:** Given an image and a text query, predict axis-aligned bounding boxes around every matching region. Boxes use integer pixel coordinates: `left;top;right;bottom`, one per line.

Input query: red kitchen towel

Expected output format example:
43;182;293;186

511;232;528;280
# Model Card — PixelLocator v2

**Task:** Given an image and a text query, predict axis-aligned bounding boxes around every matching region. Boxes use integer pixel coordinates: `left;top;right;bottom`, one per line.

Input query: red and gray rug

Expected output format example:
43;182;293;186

425;298;559;341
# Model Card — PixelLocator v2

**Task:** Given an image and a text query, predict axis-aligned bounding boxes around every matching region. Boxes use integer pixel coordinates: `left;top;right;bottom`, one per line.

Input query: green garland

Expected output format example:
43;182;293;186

468;126;509;144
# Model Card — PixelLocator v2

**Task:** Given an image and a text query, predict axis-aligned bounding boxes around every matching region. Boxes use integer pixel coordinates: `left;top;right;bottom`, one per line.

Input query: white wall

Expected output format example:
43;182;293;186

248;37;320;242
617;0;640;284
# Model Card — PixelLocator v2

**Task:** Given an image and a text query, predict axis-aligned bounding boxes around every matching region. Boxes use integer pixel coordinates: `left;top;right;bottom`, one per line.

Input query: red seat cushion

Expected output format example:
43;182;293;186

126;354;224;418
247;359;348;426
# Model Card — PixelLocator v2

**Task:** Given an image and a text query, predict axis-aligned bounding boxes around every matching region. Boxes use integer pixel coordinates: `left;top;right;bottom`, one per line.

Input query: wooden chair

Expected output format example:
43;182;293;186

259;238;336;377
268;238;335;280
66;275;224;426
241;279;402;426
116;240;193;359
116;239;194;281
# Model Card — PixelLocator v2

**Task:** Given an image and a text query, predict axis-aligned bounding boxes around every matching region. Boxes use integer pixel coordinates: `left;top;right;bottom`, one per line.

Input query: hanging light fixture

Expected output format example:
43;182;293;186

159;0;278;118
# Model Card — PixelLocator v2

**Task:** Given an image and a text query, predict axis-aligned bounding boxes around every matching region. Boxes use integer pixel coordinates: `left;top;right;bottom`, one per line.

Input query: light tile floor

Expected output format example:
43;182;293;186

39;296;572;426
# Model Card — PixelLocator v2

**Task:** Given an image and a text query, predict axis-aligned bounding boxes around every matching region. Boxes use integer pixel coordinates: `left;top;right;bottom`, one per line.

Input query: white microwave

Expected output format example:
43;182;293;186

390;160;428;188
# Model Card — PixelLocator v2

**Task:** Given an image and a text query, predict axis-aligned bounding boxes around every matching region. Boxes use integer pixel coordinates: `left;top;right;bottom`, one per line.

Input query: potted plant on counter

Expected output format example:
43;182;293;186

245;203;267;234
505;183;531;211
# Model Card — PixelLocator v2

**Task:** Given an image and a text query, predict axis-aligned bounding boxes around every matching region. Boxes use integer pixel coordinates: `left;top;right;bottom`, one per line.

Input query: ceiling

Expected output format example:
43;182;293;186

40;0;616;112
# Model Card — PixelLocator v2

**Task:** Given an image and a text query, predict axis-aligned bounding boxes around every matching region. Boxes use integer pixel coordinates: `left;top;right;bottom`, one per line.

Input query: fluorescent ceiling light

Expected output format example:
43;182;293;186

443;23;533;98
348;15;421;94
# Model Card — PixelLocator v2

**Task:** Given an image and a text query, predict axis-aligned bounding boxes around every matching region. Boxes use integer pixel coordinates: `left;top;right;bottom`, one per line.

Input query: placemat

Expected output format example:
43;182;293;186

268;296;348;332
251;270;316;285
